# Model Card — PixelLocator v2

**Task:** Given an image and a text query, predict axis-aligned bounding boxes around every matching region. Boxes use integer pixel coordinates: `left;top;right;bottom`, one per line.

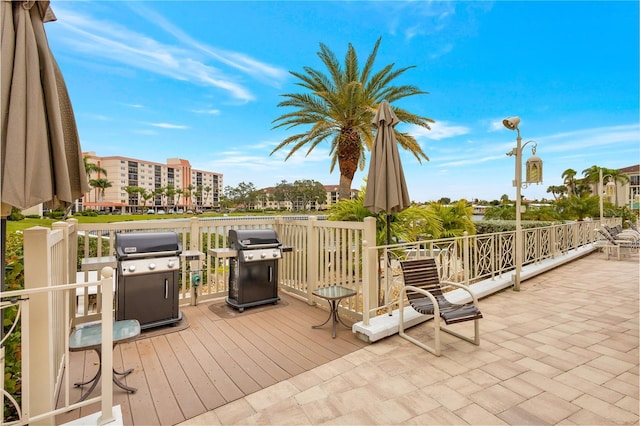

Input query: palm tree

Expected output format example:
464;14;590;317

582;166;630;205
546;185;567;201
426;200;476;238
89;178;112;203
83;155;107;178
123;186;142;213
271;37;434;200
328;187;443;246
561;168;577;196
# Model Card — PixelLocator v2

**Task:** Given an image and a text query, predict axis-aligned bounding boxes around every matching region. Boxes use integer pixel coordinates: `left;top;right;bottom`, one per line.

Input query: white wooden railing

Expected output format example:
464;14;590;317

1;216;116;425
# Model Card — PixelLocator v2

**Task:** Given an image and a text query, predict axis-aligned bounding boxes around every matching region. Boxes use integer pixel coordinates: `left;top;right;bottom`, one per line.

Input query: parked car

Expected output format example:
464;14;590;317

157;209;166;215
168;208;175;214
177;209;184;214
146;209;155;214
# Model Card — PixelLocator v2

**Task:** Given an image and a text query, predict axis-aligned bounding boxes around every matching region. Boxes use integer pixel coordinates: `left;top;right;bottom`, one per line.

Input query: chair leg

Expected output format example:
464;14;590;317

398;298;439;355
440;319;480;346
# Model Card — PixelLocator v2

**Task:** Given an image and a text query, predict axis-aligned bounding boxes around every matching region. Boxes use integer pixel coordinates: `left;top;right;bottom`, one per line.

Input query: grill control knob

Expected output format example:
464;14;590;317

167;260;175;268
261;252;267;259
128;265;136;273
246;253;254;260
272;252;278;258
149;262;156;270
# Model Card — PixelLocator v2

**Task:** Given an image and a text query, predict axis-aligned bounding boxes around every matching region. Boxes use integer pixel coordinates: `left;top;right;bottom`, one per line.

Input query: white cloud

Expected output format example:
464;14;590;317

191;109;221;116
148;122;189;129
409;121;470;140
53;7;257;102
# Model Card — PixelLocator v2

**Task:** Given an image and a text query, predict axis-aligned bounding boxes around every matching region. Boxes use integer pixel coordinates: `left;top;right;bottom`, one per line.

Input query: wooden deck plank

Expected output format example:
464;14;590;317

135;338;185;425
180;330;245;402
165;332;228;411
150;335;207;421
119;339;161;426
231;316;307;377
186;309;263;395
58;290;368;425
178;328;244;403
214;318;291;382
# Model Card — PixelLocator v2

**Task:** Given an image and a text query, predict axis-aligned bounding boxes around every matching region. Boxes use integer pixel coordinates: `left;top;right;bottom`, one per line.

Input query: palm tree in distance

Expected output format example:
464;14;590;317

89;178;112;204
561;168;577;196
271;37;434;200
581;165;630;205
83;155;107;178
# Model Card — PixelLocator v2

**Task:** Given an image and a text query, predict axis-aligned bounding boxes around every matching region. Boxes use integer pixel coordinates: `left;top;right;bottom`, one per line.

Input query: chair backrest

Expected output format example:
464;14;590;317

400;258;443;301
626;220;638;232
597;228;617;245
603;224;618;238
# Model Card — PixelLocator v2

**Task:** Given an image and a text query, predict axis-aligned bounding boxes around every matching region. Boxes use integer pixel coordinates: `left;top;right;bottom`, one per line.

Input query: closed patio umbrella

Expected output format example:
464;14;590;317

363;101;411;245
1;0;89;290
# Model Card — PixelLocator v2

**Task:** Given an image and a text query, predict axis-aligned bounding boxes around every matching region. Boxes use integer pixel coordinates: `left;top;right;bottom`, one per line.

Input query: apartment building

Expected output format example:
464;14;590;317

82;153;223;212
618;164;640;209
256;185;359;211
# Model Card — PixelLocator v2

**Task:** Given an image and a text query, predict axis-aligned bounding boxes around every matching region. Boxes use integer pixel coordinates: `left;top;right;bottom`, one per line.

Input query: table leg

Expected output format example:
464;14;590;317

75;349;103;402
74;347;137;402
312;299;341;338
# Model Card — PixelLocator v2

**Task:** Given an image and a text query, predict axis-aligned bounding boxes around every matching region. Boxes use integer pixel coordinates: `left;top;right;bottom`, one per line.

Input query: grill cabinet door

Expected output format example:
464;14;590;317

117;271;179;326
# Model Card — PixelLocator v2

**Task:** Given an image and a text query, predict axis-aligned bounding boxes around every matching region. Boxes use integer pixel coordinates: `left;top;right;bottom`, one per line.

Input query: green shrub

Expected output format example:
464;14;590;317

3;232;24;420
7;207;24;221
24;214;41;219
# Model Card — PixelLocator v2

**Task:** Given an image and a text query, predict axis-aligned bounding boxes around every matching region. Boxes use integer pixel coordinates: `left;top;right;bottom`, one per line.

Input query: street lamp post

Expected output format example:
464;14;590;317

503;116;543;291
598;168;616;222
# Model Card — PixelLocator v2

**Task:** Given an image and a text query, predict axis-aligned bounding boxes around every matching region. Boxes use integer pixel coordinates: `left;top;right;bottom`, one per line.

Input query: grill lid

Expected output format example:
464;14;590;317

228;229;281;250
115;232;182;259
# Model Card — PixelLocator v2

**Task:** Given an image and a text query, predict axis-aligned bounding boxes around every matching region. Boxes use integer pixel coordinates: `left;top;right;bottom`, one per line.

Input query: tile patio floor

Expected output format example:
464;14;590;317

179;252;639;425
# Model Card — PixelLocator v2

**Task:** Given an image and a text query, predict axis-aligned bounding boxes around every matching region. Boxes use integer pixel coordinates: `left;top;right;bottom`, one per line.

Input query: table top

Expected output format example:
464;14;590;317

312;285;356;300
80;256;117;272
69;319;141;351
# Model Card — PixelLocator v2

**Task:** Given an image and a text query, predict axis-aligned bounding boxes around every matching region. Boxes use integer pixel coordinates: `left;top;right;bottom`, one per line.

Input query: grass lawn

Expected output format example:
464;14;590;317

4;210;304;235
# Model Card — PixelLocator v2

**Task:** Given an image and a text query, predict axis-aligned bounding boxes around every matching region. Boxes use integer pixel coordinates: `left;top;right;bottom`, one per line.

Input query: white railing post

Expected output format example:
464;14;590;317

463;231;470;285
306;216;318;302
67;218;79;284
23;227;54;424
98;267;115;425
362;217;377;326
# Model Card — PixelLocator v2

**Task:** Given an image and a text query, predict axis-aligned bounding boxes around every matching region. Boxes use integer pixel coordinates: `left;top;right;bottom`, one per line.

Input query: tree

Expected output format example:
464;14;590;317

89;178;112;203
224;182;258;209
328;186;443;246
561;168;577;197
558;194;600;221
546;185;567;201
202;185;212;208
426;200;476;238
165;184;177;210
141;190;154;209
83;155;107;178
123;186;143;213
582;165;630;205
271;37;434;200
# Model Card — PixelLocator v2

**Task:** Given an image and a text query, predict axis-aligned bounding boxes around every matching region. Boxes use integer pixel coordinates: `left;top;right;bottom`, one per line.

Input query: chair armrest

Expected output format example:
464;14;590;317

399;285;441;316
440;280;480;305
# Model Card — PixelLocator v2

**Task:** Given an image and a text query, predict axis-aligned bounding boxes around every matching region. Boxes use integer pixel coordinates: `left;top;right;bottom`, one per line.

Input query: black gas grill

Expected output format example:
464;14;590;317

115;232;182;329
226;229;288;312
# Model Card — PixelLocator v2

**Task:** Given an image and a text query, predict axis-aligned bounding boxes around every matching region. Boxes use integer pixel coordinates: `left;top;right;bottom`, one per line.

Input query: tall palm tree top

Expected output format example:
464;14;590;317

271;37;434;199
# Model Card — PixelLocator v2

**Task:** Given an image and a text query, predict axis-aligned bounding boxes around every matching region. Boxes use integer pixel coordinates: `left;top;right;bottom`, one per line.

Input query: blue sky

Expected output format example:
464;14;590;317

46;1;639;202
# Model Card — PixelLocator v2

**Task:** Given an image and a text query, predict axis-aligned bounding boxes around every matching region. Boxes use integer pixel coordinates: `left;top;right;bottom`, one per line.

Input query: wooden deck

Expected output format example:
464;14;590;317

56;292;367;425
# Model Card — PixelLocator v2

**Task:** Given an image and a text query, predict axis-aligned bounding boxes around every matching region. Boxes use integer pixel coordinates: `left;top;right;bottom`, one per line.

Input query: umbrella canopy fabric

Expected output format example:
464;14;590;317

363;101;410;216
1;0;89;216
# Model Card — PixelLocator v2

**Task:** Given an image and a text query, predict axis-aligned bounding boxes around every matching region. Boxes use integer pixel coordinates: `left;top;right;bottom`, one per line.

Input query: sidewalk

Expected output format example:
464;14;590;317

179;252;639;425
